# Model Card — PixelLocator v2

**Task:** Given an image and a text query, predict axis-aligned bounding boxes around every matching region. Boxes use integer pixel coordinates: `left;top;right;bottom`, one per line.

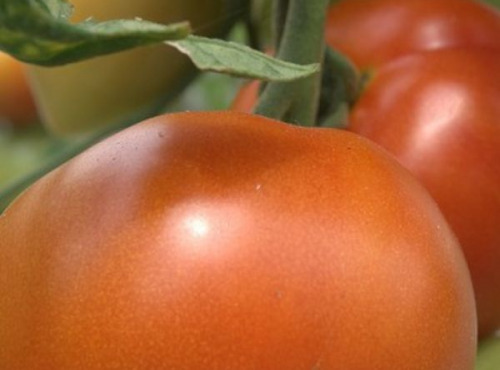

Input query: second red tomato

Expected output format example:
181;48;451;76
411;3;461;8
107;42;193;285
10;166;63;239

326;0;500;69
349;48;500;338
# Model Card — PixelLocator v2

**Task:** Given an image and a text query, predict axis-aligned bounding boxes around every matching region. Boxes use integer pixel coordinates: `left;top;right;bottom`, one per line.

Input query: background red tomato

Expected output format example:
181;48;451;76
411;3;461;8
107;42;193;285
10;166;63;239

349;48;500;338
326;0;500;69
0;112;476;369
232;0;500;113
231;79;260;113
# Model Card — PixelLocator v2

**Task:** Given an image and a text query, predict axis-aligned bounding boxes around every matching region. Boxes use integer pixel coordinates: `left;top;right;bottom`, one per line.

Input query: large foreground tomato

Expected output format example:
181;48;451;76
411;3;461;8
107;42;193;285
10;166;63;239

0;51;37;126
349;48;500;338
326;0;500;69
0;112;476;369
26;0;244;135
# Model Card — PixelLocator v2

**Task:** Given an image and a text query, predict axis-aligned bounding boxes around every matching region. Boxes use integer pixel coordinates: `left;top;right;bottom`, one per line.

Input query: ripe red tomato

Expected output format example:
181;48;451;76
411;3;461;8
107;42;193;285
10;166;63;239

349;48;500;339
0;112;476;369
326;0;500;69
0;51;37;126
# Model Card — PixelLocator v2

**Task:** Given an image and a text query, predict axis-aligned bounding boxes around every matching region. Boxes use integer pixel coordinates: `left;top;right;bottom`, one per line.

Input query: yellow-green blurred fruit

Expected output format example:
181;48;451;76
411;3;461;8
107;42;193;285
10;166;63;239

0;52;37;127
27;0;246;136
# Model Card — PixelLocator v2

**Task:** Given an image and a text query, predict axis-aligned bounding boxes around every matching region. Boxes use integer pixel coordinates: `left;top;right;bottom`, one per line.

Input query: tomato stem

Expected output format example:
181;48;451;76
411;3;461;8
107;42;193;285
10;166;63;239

254;0;329;126
272;0;289;50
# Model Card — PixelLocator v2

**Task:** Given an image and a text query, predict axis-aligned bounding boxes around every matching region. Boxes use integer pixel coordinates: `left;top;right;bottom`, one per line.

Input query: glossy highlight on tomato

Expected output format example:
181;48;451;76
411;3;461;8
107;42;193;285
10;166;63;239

349;48;500;338
326;0;500;69
0;112;476;369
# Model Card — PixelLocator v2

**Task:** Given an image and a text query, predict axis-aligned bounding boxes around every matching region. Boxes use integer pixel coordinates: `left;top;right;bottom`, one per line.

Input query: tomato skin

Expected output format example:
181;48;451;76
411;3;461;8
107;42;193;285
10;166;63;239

349;48;500;338
26;0;242;136
0;112;476;369
0;52;37;126
326;0;500;69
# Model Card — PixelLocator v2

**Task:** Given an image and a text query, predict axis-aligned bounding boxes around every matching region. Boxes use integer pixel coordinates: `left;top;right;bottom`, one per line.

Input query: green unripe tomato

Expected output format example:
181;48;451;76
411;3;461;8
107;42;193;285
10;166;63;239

27;0;246;136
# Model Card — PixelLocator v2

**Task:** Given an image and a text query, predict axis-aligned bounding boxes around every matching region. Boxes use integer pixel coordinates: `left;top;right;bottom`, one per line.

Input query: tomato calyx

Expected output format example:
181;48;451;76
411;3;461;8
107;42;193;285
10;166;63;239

317;47;361;128
231;45;362;129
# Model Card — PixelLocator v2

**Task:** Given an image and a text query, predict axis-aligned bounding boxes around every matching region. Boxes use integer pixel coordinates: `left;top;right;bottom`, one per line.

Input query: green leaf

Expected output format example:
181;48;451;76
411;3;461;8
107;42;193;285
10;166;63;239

168;35;320;82
0;0;190;65
40;0;73;19
476;335;500;370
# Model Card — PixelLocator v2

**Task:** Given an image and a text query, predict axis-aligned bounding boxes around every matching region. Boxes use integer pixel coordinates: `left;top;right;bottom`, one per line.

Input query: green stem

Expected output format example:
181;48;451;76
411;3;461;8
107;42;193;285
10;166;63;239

254;0;329;126
272;0;289;51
